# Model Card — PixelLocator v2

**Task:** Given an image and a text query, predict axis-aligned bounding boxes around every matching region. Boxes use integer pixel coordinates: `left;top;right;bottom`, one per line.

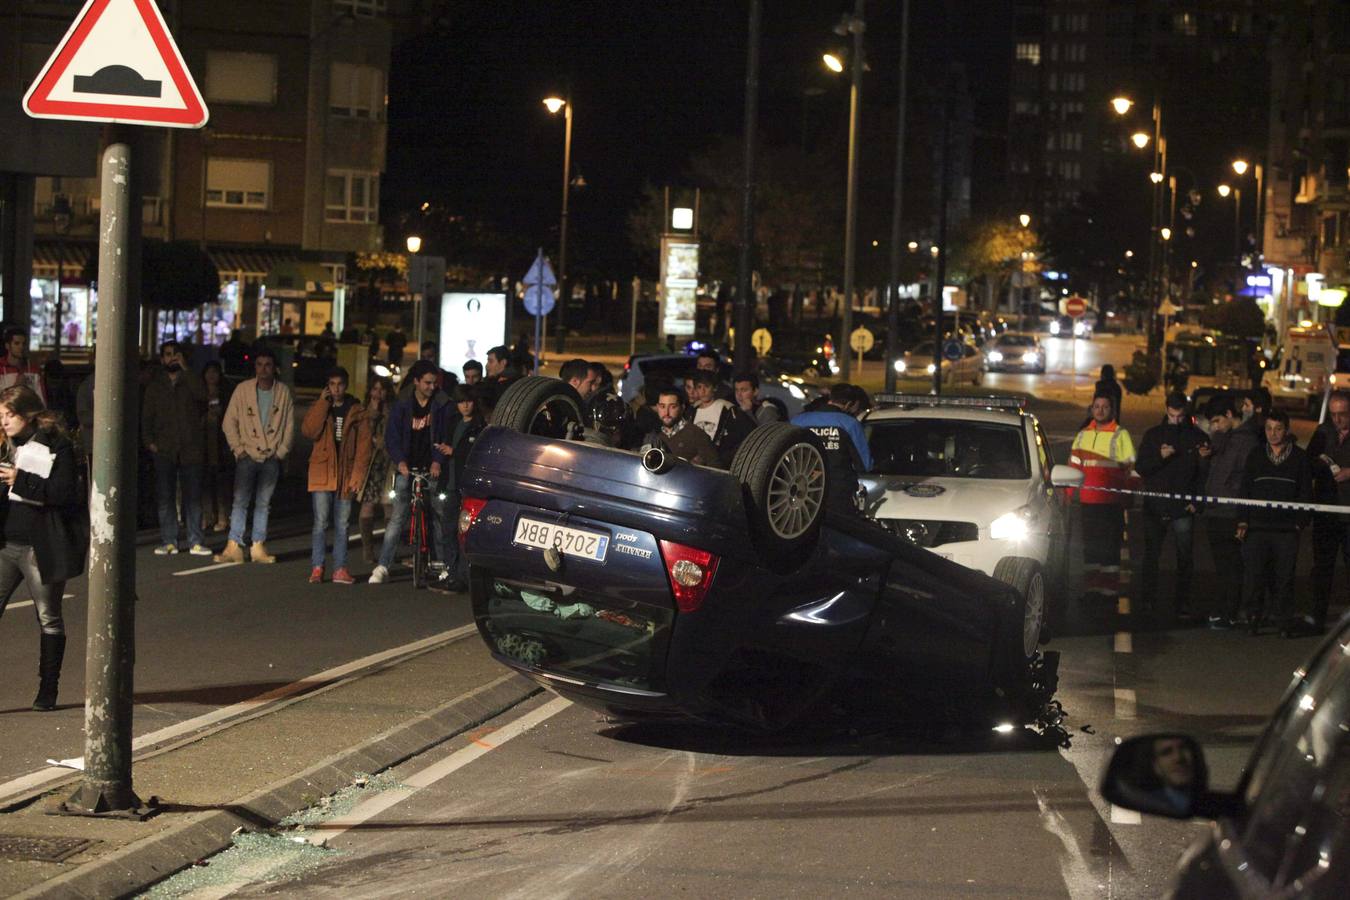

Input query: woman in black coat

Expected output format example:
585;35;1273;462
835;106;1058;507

0;384;88;711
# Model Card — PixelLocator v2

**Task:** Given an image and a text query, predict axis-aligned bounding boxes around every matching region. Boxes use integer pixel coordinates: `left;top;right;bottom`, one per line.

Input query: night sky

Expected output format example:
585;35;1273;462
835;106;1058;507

385;1;1009;277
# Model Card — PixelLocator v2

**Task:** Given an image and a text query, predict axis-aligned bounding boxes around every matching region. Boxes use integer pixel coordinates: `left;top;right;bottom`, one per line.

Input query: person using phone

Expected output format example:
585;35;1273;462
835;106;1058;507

1135;391;1208;619
300;367;368;585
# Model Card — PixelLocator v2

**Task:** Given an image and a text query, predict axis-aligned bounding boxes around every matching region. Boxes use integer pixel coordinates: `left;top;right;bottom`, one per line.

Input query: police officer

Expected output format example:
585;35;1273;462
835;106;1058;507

790;383;873;513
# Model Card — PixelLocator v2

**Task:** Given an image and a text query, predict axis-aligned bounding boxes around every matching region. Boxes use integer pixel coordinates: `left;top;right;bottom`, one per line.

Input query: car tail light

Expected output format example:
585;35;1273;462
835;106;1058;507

658;540;719;613
458;497;487;546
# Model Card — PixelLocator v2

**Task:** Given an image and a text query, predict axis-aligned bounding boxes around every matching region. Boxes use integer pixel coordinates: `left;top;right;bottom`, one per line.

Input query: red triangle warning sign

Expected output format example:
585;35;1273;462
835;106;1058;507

23;0;209;129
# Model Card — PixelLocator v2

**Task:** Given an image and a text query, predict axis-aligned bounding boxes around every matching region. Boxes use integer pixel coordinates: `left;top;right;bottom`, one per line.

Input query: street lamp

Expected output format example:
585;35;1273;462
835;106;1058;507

404;234;422;254
1131;132;1150;149
544;94;574;354
1217;183;1231;198
1018;212;1031;228
1150;171;1164;184
1229;157;1263;261
1218;183;1242;264
823;1;865;379
1112;94;1167;349
1111;96;1134;116
1231;159;1249;176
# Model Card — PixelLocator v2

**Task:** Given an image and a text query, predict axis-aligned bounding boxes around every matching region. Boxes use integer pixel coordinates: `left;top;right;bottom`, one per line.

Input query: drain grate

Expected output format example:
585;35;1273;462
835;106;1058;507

0;833;97;863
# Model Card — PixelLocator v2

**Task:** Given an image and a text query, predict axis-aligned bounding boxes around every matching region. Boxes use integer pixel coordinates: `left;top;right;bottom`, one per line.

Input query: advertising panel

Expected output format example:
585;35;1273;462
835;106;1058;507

439;291;507;373
659;237;699;338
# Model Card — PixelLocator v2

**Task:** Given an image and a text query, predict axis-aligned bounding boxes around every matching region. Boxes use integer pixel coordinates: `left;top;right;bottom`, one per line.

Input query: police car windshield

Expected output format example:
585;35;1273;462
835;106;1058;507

865;420;1030;479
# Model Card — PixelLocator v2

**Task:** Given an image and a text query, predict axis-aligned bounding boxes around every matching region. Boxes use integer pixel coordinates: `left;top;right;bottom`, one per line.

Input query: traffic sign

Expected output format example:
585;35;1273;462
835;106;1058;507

522;252;557;316
1065;296;1088;318
23;0;208;129
849;326;875;354
523;254;557;289
751;327;773;355
942;339;964;361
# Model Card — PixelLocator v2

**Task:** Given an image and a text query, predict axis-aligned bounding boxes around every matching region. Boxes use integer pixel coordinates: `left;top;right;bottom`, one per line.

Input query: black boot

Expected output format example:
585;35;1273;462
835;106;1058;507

32;633;66;712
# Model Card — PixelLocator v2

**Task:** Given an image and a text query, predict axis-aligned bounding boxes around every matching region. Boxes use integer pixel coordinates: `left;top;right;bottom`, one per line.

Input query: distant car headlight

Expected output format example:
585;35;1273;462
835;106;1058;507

787;382;805;399
373;363;392;378
829;360;840;374
990;508;1033;541
893;359;907;373
987;351;1004;363
1049;320;1061;335
925;362;937;375
1022;351;1040;364
1074;320;1086;336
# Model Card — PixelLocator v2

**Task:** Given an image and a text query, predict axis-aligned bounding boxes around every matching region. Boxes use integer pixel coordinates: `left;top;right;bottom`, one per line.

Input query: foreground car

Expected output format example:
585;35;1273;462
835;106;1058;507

459;376;1060;731
1101;614;1350;898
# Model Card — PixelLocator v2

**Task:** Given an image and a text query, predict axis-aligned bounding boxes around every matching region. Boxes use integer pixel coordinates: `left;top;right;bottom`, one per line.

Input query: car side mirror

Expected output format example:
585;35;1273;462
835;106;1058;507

1101;734;1208;820
1050;464;1084;488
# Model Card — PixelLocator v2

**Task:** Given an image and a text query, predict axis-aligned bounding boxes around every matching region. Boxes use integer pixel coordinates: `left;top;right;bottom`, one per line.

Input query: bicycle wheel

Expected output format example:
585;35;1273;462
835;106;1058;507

411;503;430;589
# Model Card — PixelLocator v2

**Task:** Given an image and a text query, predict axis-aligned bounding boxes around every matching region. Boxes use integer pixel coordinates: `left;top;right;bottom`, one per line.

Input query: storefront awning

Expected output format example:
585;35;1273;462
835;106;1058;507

32;240;94;276
209;247;300;278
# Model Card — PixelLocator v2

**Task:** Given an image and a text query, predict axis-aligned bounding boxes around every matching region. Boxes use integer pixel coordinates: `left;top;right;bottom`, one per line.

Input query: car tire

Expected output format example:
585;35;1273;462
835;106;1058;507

993;557;1045;663
730;423;829;563
491;376;586;439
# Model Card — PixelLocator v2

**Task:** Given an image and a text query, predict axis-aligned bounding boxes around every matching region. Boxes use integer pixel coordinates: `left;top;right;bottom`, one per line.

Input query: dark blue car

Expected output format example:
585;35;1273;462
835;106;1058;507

458;376;1058;731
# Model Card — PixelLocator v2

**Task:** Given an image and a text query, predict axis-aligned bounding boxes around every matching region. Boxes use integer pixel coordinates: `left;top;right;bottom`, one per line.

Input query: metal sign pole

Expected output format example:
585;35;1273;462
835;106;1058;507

63;135;144;817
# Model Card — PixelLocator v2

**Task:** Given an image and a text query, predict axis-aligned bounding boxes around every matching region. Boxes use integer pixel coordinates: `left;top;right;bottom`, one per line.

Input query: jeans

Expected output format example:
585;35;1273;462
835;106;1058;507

376;472;452;571
228;456;282;545
311;491;353;569
155;453;203;547
0;544;65;635
1241;529;1299;622
1140;511;1194;609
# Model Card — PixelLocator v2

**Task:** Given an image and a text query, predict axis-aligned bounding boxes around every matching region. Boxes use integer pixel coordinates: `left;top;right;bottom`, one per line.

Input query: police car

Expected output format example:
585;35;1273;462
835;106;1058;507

859;395;1084;647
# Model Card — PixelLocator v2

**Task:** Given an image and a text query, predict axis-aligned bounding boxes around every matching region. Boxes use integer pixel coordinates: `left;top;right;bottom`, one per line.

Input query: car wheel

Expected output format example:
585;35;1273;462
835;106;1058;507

730;423;829;563
490;376;586;440
993;557;1045;661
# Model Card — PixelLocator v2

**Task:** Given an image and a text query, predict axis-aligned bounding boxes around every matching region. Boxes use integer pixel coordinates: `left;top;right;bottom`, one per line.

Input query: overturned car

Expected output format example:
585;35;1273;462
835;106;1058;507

458;376;1060;731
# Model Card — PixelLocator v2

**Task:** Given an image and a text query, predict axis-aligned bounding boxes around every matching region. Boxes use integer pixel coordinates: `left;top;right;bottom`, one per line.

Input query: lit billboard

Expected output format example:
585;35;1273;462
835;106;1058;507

660;237;699;338
439;292;507;374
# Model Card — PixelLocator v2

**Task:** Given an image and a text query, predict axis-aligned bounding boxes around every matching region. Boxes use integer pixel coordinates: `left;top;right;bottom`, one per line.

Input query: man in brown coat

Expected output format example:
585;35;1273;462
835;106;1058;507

301;366;369;584
142;341;209;555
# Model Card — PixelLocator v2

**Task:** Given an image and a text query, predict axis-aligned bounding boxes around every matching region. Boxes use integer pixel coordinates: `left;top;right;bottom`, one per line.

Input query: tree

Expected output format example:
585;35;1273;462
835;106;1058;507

948;217;1040;309
1199;296;1265;338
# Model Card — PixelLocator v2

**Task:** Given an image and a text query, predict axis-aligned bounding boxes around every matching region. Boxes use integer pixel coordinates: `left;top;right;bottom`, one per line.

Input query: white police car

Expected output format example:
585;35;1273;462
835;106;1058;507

859;395;1084;649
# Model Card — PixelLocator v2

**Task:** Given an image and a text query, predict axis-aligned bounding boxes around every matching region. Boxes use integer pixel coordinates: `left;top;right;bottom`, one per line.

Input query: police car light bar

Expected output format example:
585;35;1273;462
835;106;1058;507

872;394;1028;411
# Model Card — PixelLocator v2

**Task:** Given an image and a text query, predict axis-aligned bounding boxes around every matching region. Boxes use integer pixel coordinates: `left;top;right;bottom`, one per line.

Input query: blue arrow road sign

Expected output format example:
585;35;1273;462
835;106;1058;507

943;339;964;361
523;283;555;316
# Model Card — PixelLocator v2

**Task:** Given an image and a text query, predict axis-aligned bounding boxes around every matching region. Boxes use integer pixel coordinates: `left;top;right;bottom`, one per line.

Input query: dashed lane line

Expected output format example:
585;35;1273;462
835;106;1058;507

1114;687;1137;720
0;623;477;808
1113;631;1133;653
1110;805;1143;824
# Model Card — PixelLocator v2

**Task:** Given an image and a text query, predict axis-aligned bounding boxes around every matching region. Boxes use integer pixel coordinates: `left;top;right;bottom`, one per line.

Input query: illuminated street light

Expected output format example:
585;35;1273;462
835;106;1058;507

822;52;844;73
544;94;575;352
542;96;565;114
929;244;940;257
1125;250;1134;259
907;240;918;252
1018;213;1031;228
1131;132;1150;149
1232;159;1249;176
1150;171;1164;184
405;234;422;254
1111;96;1134;116
1217;183;1231;198
1191;260;1199;268
1160;227;1172;241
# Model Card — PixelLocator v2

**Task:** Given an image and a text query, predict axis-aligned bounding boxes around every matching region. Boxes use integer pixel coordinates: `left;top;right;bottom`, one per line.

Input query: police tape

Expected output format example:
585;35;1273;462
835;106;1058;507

1074;484;1350;517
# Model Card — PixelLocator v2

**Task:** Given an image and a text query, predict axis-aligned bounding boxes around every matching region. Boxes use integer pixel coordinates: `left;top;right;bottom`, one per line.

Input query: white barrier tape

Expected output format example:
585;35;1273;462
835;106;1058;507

1078;484;1350;516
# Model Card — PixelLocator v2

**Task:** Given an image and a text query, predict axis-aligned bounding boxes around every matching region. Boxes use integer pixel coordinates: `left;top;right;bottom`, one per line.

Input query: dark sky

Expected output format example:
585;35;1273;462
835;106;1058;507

385;1;1010;275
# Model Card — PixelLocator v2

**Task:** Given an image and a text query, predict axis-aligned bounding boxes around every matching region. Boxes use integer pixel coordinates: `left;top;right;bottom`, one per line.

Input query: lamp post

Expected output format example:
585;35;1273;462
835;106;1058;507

1230;158;1263;265
1112;96;1165;349
883;0;910;394
824;1;865;380
1217;183;1241;266
544;95;573;355
406;234;423;349
52;194;72;357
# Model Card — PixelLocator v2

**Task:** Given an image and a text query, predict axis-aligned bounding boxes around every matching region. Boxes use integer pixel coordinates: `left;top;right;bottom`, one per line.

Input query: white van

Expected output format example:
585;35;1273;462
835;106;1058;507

1265;324;1338;417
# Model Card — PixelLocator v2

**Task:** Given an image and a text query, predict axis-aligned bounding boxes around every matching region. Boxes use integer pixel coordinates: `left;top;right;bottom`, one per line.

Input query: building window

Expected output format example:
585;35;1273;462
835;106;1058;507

330;63;385;119
325;170;379;223
1014;99;1040;115
205;51;277;105
1067;13;1088;32
1015;43;1041;65
1066;43;1087;63
1173;13;1199;36
1048;72;1058;91
206;159;270;210
334;0;385;16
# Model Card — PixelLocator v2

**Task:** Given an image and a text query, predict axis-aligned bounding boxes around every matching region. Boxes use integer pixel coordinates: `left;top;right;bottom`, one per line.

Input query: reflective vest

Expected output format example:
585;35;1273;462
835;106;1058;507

1070;421;1136;505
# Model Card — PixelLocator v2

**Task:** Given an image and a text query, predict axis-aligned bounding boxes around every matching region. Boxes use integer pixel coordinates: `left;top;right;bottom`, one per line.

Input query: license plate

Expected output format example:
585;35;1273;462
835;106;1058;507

513;517;609;562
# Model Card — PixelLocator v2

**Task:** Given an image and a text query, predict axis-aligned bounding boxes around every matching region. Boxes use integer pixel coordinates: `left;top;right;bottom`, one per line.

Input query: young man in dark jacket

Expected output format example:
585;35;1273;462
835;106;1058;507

1235;410;1313;634
142;341;209;556
1134;392;1208;617
1200;393;1259;628
1303;389;1350;635
368;360;452;584
686;370;756;468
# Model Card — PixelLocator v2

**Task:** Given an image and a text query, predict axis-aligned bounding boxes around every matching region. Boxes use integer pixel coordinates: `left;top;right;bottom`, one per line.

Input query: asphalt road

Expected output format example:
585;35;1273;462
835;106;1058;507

4;346;1343;897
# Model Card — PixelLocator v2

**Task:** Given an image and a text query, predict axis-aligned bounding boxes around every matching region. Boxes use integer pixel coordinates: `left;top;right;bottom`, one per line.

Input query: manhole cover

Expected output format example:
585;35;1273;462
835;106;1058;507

0;833;97;862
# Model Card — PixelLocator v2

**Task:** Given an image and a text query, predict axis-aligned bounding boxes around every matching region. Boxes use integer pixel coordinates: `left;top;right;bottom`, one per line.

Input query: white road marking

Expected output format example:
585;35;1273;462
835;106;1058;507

0;624;477;807
173;561;241;576
1114;687;1137;719
1110;804;1142;825
1113;631;1133;653
1;593;74;612
305;696;572;846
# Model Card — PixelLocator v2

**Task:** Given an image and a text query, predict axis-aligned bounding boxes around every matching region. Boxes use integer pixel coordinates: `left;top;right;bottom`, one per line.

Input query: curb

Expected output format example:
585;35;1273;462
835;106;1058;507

17;673;541;899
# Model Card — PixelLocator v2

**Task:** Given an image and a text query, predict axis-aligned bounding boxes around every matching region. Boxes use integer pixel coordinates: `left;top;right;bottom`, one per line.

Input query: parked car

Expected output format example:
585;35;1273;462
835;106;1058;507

1101;613;1350;898
859;395;1082;640
892;340;985;386
985;332;1046;373
459;376;1062;732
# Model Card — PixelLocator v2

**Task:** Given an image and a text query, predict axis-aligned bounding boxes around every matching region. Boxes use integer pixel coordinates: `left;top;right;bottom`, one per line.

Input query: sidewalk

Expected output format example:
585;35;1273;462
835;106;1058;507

0;636;536;898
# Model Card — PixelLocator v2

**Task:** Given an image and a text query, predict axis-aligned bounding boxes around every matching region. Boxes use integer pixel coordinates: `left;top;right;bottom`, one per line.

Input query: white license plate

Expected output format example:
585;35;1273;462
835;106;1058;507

513;517;609;563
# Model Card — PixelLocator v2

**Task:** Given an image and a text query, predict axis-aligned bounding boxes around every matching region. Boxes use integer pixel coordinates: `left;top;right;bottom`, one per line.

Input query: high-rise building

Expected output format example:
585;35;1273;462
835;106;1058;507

13;0;395;351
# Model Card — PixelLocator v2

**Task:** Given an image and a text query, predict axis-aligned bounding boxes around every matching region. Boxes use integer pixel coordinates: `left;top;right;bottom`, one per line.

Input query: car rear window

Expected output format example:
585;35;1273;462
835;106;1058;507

865;420;1030;479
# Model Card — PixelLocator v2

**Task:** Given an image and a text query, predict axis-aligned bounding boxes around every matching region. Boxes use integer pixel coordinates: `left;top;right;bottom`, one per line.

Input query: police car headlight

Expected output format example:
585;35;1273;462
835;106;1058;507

987;351;1004;363
893;359;907;374
787;382;805;400
990;508;1033;541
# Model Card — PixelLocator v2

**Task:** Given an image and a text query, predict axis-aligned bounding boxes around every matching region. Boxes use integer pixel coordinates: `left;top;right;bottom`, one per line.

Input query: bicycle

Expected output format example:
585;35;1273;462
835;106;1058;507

406;468;434;589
